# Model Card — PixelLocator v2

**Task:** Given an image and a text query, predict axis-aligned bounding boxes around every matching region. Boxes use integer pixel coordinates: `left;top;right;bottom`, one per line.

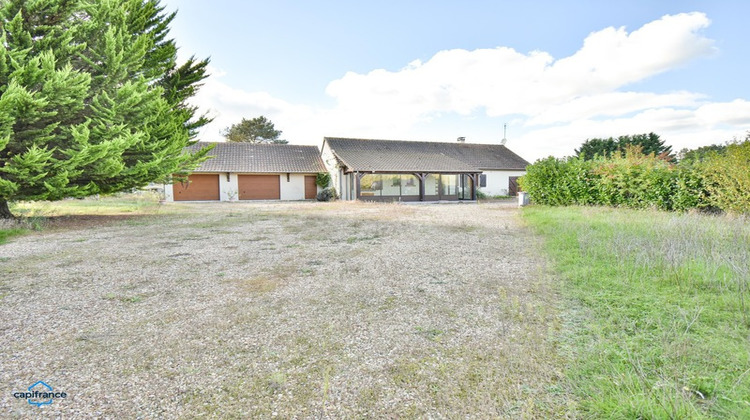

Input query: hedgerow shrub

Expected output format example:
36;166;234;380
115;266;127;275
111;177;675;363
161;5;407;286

700;140;750;214
593;146;678;210
671;164;707;212
521;139;749;214
519;156;599;205
521;146;707;212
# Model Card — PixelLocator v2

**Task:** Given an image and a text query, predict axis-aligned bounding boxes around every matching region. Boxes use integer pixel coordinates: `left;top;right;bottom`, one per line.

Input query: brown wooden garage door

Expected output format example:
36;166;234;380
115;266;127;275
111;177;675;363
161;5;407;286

173;174;220;201
238;175;280;200
305;176;317;199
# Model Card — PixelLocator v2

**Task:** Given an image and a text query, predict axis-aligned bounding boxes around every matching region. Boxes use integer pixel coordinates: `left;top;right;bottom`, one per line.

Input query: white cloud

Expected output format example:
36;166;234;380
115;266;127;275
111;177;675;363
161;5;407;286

323;12;715;120
547;12;715;94
526;91;705;125
190;12;750;161
695;99;750;126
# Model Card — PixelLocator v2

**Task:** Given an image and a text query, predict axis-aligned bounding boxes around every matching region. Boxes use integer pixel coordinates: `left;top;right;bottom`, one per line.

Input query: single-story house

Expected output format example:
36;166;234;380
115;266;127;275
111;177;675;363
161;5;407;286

164;142;326;201
321;137;530;201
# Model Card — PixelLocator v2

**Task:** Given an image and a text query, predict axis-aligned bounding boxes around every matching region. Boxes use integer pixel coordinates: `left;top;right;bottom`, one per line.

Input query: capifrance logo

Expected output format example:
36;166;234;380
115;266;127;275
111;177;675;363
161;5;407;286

12;381;67;407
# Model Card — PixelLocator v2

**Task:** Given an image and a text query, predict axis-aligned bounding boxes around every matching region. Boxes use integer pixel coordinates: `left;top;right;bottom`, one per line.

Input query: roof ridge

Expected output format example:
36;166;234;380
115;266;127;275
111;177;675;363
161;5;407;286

194;141;318;148
324;137;530;171
325;136;501;147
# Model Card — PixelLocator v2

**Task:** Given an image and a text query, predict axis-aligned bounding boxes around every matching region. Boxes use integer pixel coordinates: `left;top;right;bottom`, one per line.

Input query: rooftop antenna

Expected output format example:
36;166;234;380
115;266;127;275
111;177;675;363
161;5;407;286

500;123;507;145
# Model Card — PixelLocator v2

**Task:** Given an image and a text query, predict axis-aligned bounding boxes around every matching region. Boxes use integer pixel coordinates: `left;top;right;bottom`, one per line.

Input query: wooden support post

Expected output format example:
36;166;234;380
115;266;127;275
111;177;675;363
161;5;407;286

469;173;479;200
414;173;427;201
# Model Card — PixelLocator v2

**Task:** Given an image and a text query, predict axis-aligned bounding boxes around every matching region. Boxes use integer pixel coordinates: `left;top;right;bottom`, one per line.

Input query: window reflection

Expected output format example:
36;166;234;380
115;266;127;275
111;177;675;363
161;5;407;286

441;174;458;196
425;174;439;196
360;174;419;197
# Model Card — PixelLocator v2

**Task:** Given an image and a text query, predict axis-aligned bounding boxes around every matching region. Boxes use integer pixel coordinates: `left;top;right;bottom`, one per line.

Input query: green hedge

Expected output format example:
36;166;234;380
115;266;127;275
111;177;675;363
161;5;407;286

701;141;750;213
520;142;750;214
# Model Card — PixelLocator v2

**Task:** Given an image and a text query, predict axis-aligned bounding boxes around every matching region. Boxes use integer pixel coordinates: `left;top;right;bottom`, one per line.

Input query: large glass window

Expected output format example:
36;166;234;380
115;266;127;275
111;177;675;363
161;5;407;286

360;174;419;197
425;174;439;196
381;175;401;196
459;174;474;200
441;174;458;196
360;174;382;196
396;175;419;196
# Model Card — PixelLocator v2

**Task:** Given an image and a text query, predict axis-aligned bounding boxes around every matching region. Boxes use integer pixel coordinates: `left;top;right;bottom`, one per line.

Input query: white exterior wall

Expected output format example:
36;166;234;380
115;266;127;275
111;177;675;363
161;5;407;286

321;141;345;198
221;173;238;201
341;171;354;200
163;183;174;201
280;173;309;200
480;170;527;196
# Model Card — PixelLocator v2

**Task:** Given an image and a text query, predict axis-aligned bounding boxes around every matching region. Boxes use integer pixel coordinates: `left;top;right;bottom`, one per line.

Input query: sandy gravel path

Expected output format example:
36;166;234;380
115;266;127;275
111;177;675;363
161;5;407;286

1;201;568;418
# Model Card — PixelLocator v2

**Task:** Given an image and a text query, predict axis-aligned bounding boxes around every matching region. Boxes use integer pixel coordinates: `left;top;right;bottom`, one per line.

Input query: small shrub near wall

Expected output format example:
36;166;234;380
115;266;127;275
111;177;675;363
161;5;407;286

316;187;338;202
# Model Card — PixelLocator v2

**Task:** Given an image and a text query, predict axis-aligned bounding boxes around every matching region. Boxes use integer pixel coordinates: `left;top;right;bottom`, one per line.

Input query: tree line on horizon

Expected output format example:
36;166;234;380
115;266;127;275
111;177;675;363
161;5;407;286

573;132;733;163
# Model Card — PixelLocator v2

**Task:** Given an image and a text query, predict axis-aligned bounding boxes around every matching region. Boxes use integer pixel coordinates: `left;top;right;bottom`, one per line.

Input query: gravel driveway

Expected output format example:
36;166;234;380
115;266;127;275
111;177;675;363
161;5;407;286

1;201;569;418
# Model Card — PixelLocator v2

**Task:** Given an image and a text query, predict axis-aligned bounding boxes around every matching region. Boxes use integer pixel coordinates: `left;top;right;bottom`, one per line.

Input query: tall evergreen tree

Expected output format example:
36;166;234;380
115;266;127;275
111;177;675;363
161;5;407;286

574;137;619;159
0;0;212;218
575;132;674;161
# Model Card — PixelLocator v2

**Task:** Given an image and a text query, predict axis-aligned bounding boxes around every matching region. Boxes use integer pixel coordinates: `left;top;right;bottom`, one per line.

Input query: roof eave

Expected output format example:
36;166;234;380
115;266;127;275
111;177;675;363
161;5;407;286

478;167;529;171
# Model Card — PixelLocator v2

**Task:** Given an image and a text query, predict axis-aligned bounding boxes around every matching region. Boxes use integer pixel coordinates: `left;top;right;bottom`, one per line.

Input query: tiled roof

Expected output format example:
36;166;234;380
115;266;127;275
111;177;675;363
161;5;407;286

324;137;529;172
186;142;326;173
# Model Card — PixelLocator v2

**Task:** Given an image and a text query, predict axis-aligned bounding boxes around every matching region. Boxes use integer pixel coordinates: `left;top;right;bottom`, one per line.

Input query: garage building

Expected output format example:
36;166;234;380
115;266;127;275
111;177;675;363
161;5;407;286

164;142;326;202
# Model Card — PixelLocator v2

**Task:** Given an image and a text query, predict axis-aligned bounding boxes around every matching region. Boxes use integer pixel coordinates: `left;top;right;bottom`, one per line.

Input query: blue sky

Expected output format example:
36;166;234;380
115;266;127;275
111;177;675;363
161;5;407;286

162;0;750;161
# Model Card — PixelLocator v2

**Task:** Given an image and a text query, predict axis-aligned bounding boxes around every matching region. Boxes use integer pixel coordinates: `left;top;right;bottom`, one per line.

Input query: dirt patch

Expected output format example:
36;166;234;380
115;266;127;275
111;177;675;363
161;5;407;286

0;201;570;417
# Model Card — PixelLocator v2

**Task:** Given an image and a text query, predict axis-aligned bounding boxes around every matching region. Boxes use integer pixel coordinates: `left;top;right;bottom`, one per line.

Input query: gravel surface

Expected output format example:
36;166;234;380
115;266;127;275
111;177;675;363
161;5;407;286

1;201;570;418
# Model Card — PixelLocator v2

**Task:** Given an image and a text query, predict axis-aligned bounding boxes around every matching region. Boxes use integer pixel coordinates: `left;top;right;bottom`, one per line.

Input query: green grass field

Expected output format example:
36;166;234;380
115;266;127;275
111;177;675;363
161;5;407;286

523;206;750;418
9;192;165;217
0;193;174;244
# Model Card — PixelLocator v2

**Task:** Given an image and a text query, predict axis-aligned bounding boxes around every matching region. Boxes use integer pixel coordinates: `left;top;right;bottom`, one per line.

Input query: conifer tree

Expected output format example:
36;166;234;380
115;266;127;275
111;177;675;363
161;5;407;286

0;0;211;218
575;133;674;161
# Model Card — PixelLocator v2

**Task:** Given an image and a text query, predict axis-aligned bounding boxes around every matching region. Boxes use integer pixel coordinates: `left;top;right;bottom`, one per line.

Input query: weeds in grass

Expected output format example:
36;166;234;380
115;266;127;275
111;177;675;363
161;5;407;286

233;262;300;294
524;206;750;418
103;293;145;303
0;227;27;245
345;233;381;244
0;214;49;244
267;371;287;394
414;326;444;341
448;223;478;233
